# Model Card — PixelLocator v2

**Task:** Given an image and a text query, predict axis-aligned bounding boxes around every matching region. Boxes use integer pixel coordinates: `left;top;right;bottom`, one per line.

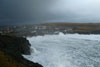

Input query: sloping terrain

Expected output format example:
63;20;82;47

0;35;43;67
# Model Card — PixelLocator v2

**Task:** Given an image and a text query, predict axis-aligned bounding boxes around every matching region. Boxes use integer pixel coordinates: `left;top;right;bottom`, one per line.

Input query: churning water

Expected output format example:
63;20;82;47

24;33;100;67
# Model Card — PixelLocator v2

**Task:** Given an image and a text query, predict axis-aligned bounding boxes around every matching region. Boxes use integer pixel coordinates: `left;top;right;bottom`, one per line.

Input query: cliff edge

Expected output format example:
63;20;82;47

0;35;43;67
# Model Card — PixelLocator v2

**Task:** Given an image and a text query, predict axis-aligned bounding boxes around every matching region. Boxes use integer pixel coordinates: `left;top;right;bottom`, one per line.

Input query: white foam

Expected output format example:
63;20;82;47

24;33;100;67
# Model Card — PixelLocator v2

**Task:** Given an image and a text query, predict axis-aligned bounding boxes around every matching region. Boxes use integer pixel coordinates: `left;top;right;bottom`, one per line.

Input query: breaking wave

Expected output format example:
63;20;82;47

24;33;100;67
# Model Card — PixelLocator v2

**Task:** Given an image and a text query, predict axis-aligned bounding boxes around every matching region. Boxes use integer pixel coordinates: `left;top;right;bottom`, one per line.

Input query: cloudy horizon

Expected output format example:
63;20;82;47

0;0;100;26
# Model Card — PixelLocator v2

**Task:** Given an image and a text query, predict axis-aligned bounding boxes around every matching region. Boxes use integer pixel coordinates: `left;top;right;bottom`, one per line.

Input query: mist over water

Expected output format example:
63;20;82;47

24;33;100;67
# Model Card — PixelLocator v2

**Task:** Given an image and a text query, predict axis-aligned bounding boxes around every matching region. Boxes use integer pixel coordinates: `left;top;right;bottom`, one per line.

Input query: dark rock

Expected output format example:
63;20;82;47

0;35;43;67
0;35;31;55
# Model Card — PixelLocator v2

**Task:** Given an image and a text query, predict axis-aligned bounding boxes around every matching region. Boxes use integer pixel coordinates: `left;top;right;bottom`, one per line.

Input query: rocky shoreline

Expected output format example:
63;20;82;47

0;35;43;67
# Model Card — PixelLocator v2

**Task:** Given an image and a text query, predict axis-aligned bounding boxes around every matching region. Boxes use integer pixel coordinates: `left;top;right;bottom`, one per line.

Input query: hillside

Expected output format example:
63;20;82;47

0;35;43;67
42;23;100;34
1;23;100;37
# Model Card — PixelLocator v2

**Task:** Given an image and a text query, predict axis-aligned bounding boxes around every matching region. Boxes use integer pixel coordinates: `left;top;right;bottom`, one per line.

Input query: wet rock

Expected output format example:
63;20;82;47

0;35;43;67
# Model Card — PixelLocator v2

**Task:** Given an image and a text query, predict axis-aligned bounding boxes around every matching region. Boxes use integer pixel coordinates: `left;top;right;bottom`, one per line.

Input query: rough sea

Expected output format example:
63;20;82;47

24;33;100;67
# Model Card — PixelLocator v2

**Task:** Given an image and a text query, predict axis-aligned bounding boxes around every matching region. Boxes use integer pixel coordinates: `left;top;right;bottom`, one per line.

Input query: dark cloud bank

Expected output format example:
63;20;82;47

0;0;100;26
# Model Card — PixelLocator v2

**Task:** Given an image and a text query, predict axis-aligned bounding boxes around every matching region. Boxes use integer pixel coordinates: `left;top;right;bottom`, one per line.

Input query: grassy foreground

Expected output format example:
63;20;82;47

0;51;25;67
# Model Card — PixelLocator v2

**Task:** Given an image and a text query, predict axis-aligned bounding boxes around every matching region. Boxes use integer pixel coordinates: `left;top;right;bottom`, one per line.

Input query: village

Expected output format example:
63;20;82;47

0;24;72;37
1;23;100;37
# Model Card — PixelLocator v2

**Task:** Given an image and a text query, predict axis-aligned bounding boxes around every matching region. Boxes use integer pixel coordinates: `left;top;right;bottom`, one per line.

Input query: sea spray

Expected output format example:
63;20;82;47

24;33;100;67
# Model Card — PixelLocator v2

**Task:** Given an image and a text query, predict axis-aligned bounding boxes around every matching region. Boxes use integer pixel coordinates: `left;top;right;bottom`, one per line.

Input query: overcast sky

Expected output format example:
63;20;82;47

0;0;100;25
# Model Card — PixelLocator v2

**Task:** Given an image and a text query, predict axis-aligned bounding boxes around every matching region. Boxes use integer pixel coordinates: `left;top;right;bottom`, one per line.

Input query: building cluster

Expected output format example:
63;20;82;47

0;24;73;37
0;27;15;35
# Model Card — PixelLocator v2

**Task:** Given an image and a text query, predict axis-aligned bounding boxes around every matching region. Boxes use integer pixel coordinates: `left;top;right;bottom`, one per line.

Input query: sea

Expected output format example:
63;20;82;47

24;33;100;67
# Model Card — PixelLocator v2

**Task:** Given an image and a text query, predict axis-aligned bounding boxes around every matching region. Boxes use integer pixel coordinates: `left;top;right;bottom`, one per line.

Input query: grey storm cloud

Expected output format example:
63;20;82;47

0;0;100;25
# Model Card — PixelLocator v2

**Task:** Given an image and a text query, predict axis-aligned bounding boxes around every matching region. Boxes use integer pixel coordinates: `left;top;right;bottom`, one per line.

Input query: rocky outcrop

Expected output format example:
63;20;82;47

0;35;43;67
